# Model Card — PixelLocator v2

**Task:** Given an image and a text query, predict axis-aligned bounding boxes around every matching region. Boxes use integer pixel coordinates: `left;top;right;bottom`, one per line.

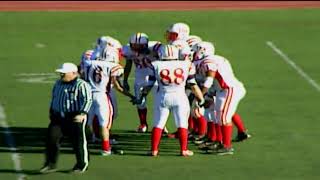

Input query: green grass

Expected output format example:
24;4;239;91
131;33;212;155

1;9;320;180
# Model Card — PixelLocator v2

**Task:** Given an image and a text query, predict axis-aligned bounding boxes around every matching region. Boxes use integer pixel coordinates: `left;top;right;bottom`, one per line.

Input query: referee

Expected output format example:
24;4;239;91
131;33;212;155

40;62;92;174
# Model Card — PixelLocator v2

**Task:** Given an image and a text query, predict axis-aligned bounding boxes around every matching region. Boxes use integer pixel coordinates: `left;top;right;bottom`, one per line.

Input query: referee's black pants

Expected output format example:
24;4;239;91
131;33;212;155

44;115;89;169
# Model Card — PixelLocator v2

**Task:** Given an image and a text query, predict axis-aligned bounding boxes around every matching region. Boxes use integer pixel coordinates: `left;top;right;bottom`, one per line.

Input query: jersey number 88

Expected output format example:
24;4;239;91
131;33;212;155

159;68;184;85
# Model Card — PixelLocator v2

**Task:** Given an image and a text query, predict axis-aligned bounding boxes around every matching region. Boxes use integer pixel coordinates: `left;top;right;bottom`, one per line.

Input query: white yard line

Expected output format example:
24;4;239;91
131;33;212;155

15;72;135;84
266;41;320;92
0;104;26;180
14;73;56;76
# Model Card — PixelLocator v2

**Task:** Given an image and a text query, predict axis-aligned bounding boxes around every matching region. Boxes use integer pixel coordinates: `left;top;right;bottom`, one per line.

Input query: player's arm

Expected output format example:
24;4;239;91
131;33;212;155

123;59;132;91
186;74;205;106
202;70;216;95
112;75;135;99
111;64;135;98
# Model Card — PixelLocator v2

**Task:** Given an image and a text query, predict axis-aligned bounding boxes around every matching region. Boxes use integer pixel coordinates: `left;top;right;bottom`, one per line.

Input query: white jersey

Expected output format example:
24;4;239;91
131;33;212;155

170;39;192;61
193;55;241;91
151;60;196;93
82;60;123;92
122;41;161;69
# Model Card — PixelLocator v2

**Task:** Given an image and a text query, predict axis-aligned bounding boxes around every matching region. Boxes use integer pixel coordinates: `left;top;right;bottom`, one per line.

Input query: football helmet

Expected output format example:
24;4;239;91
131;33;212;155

129;32;149;53
166;22;190;42
193;41;215;60
96;36;122;50
186;35;202;52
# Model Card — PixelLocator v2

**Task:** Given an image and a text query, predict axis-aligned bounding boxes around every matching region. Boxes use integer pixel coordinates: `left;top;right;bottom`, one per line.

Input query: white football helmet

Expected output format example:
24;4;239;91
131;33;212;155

129;32;149;52
158;44;179;60
95;36;122;58
96;36;121;49
108;38;122;50
166;22;190;42
171;39;192;60
186;35;202;52
100;47;120;63
96;36;108;48
193;41;215;60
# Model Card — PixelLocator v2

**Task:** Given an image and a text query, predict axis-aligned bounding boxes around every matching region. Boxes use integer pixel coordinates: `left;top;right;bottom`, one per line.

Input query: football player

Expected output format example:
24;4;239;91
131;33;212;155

133;44;206;156
122;32;162;133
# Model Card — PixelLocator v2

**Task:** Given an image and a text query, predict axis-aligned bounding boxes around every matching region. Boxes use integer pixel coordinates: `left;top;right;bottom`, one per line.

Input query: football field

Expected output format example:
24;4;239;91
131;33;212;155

1;7;320;180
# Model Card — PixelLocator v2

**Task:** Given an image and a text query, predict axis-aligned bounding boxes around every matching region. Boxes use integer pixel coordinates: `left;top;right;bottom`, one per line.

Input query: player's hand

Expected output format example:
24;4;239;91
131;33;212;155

74;113;86;123
123;81;130;92
130;96;143;105
197;99;206;107
204;94;214;108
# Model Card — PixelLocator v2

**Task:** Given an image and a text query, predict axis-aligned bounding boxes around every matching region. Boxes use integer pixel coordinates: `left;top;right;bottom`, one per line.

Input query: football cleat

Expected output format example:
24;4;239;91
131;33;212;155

204;141;224;153
148;150;159;157
216;147;234;156
39;164;57;174
136;124;148;133
188;132;195;140
232;132;252;142
192;135;206;145
181;150;194;157
101;150;112;156
197;140;214;150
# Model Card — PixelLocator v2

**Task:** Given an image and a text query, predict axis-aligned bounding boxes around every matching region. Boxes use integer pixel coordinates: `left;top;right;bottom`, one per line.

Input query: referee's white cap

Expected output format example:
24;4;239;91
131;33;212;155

55;62;78;73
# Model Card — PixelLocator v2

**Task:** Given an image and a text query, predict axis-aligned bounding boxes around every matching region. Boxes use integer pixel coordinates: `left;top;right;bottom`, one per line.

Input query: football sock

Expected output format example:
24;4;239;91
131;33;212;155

222;125;233;148
193;116;199;134
232;113;246;134
215;124;222;143
197;115;207;136
102;140;110;151
151;127;162;151
207;122;216;141
188;115;194;131
178;128;188;151
137;108;148;126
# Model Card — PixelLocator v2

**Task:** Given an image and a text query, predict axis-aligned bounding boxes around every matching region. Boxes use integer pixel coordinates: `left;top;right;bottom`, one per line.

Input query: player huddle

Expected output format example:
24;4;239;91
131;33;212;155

78;22;251;157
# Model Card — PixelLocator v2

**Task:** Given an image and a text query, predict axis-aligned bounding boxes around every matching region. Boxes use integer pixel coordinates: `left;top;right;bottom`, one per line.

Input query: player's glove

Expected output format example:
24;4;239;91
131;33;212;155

130;96;144;105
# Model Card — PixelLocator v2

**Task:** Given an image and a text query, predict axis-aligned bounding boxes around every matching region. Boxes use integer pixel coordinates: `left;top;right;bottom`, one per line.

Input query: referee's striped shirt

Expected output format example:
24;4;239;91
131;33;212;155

50;77;92;115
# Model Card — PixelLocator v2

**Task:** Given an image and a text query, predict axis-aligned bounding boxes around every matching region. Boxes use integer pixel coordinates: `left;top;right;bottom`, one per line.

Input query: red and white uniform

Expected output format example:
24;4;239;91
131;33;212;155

150;60;196;129
122;41;161;108
82;60;123;128
170;39;192;61
194;55;246;125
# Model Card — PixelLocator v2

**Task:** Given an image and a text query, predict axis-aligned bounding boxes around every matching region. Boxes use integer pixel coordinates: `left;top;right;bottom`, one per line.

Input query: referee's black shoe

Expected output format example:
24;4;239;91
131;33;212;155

39;163;57;174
